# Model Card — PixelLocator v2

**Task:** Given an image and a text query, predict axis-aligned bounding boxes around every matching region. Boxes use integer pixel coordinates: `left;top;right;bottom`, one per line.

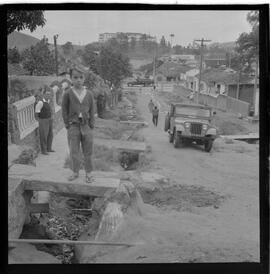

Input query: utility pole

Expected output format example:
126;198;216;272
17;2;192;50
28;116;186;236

153;42;158;88
194;38;211;104
53;34;59;77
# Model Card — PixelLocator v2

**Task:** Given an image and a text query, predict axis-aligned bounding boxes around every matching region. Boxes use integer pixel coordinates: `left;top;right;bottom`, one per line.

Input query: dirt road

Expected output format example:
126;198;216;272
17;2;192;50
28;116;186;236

128;87;259;262
79;86;260;263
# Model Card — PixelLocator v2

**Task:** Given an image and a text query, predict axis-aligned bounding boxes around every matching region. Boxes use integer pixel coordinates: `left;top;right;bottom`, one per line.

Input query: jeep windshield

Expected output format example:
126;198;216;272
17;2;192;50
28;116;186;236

175;106;211;118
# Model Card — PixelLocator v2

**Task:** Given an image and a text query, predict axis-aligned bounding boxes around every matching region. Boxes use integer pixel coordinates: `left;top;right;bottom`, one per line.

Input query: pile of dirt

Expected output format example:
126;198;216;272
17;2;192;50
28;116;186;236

138;184;226;212
213;138;259;155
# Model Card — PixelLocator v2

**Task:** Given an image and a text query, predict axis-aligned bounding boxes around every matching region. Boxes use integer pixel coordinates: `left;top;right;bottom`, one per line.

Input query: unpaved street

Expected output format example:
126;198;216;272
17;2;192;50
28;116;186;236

78;87;260;263
117;86;259;262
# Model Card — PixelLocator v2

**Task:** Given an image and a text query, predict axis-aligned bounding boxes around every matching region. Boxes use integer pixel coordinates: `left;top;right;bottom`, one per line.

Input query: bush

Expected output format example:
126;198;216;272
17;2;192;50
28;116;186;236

8;78;34;103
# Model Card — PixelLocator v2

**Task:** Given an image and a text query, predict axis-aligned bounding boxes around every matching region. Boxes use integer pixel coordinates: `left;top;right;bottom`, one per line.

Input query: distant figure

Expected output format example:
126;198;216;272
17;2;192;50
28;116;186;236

188;92;195;101
148;99;154;113
152;105;159;126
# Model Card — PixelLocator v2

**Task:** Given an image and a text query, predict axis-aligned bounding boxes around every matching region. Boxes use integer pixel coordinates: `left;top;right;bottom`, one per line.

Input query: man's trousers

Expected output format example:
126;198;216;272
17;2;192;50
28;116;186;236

39;118;53;153
68;124;93;174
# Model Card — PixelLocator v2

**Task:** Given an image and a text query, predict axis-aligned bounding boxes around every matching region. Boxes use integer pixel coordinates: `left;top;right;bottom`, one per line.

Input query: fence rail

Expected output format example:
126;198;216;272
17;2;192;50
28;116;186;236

12;96;38;139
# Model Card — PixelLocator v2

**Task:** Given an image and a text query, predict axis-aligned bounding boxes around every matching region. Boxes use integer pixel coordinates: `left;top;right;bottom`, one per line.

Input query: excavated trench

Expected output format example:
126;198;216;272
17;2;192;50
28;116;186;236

18;194;97;264
138;185;226;212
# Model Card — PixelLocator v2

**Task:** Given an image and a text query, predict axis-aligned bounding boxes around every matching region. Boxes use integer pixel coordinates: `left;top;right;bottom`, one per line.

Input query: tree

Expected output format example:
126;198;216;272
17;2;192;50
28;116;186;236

61;41;74;59
81;43;99;73
7;10;46;35
235;10;259;73
130;37;136;50
21;37;55;75
232;10;259;106
97;45;132;88
8;47;21;64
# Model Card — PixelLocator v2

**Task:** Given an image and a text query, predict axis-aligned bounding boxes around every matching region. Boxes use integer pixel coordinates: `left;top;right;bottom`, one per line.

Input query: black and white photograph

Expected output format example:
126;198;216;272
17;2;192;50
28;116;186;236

5;5;269;268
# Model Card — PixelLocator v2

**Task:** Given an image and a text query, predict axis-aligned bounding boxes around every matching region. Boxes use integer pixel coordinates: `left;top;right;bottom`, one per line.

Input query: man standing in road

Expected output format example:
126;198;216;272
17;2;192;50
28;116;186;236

152;105;159;127
61;64;95;183
35;88;55;155
148;99;154;113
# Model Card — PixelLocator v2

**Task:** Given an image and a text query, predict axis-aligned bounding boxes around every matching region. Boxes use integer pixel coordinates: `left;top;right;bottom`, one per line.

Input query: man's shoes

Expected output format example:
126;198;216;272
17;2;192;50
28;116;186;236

48;149;56;152
41;152;49;155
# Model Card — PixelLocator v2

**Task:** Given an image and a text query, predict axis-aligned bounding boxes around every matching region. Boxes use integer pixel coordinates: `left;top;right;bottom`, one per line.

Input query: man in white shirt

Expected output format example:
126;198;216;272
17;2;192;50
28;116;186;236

35;89;55;155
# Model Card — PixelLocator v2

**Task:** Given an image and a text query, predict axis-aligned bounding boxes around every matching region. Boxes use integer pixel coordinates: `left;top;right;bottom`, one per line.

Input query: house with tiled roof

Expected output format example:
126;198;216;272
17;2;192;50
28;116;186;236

193;67;257;106
155;61;192;83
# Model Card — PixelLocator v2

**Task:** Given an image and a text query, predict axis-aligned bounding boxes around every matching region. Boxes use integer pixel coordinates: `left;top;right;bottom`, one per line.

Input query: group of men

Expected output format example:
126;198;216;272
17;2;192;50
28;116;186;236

35;64;96;183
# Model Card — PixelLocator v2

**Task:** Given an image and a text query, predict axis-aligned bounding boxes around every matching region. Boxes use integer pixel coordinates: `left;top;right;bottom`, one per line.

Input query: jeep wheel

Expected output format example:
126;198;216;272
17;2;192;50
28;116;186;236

204;139;213;152
173;131;179;148
169;133;173;143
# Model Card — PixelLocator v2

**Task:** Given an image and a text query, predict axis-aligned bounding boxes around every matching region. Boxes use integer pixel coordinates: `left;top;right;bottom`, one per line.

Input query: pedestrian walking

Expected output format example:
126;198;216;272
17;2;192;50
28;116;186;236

35;88;55;155
152;105;159;126
148;99;154;113
61;64;95;183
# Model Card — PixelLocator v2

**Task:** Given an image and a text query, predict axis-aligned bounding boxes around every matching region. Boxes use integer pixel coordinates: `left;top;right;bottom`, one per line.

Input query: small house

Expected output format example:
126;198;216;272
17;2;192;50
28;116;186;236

155;62;192;83
193;68;256;104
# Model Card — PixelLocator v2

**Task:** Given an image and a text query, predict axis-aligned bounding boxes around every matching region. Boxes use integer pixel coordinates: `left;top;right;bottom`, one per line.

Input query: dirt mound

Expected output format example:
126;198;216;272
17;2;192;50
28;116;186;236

139;185;225;211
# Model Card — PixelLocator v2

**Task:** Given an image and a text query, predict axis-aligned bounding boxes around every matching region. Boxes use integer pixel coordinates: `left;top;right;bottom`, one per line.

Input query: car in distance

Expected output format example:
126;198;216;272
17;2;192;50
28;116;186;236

127;78;154;87
164;103;218;152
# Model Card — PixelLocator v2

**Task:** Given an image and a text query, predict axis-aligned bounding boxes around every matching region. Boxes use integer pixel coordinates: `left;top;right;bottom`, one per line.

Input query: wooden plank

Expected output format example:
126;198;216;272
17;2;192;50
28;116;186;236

9;164;120;197
9;238;141;247
23;178;119;197
29;203;49;213
94;138;146;153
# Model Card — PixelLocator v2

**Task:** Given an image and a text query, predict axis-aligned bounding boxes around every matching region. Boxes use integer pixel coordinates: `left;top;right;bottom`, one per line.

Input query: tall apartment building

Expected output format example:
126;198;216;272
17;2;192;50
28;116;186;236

99;32;156;43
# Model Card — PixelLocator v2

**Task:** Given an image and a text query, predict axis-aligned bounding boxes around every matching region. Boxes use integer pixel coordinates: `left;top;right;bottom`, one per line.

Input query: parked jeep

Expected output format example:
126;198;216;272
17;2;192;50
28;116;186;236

164;103;218;152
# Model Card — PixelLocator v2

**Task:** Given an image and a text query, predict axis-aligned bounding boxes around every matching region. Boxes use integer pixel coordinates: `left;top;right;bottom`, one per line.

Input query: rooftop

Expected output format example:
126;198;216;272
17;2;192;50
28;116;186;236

195;68;254;85
157;62;192;77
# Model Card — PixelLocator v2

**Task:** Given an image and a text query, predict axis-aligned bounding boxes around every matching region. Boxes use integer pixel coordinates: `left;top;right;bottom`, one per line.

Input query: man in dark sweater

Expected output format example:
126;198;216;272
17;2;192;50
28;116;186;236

152;105;159;126
35;89;55;155
61;65;95;183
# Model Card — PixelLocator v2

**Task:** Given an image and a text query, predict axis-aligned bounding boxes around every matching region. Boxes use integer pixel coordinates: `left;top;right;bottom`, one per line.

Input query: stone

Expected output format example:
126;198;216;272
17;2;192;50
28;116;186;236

8;177;29;239
140;172;169;185
9;243;61;264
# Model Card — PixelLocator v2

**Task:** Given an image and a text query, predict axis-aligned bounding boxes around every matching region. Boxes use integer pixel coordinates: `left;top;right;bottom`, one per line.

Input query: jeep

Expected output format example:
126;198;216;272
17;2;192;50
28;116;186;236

127;78;154;87
164;103;218;152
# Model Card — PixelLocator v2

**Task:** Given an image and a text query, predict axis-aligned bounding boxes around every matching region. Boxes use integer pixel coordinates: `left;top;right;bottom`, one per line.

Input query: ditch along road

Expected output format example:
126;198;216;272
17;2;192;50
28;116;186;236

131;86;260;262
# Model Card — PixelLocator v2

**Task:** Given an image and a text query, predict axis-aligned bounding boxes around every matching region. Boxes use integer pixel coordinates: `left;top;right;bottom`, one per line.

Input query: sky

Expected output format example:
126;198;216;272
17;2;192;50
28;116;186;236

20;10;253;46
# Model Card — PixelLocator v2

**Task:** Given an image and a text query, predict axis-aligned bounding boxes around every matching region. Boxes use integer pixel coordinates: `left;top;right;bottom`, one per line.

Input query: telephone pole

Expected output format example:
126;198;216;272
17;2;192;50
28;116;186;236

53;34;59;77
194;38;211;104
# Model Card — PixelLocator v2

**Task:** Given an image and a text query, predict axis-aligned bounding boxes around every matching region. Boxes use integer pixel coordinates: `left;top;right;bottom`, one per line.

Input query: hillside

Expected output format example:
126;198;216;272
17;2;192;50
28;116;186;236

8;31;85;53
8;31;40;51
